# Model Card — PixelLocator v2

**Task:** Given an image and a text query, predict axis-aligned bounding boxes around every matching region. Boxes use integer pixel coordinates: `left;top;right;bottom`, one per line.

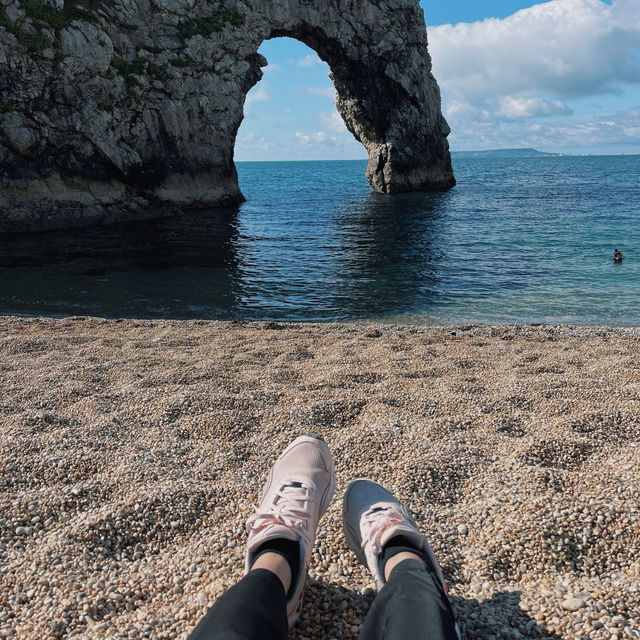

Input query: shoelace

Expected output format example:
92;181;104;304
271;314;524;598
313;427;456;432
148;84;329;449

247;481;315;547
360;505;405;556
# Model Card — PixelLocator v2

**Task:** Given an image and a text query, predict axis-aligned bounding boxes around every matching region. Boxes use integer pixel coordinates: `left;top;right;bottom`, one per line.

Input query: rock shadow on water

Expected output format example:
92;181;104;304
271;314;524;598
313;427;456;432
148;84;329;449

291;579;560;640
0;206;243;318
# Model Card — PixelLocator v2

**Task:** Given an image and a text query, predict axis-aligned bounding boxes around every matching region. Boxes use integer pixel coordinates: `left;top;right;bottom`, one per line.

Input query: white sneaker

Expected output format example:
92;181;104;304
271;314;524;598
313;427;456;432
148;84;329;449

342;478;446;591
245;434;335;627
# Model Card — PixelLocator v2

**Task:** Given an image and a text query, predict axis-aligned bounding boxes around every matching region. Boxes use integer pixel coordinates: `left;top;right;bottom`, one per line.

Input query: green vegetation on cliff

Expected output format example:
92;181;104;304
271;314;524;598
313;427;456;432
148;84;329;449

0;0;111;54
20;0;66;28
62;0;109;24
24;0;109;27
177;9;245;42
109;54;172;104
1;1;246;57
111;56;171;82
0;6;49;52
0;0;97;54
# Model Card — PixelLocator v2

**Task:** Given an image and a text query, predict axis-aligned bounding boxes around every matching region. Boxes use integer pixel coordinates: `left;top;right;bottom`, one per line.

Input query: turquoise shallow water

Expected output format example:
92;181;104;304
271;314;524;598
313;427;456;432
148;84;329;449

0;156;638;324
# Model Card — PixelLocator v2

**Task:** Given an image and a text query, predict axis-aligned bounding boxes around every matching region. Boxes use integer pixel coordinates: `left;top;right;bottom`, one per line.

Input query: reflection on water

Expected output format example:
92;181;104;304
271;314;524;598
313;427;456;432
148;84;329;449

0;157;638;324
329;192;448;315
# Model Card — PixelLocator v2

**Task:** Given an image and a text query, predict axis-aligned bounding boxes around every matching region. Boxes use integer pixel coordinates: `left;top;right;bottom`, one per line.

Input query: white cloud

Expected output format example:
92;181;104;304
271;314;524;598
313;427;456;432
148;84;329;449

318;109;349;133
295;131;327;146
429;0;640;126
549;109;640;147
444;99;473;120
446;108;640;152
236;124;367;161
296;53;324;68
263;64;282;74
244;85;271;115
235;131;275;153
306;87;336;99
495;92;572;118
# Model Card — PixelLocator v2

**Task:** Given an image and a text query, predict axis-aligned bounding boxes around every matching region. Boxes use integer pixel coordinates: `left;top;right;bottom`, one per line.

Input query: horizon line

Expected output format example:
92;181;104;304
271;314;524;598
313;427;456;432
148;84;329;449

235;152;640;162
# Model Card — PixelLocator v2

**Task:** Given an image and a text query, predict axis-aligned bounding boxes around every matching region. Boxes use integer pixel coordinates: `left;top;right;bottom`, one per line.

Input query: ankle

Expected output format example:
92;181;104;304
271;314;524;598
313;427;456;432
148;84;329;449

383;550;423;581
250;538;300;597
251;552;292;593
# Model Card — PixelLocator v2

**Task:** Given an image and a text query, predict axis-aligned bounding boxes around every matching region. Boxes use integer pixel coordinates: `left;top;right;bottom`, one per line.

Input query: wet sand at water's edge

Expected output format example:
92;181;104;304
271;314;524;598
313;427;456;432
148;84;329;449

1;317;639;639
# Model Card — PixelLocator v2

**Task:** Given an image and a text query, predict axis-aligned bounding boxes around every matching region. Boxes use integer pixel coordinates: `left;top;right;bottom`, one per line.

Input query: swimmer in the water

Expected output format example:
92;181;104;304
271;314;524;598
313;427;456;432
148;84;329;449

614;249;623;263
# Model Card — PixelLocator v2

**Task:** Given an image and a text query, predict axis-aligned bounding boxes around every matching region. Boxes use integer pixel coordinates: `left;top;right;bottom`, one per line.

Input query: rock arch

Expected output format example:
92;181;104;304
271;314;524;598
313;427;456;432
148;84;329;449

0;0;454;232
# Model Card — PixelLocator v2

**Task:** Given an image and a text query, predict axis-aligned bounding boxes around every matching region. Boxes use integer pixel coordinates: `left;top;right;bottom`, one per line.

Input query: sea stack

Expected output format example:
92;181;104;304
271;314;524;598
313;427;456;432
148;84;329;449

0;0;454;232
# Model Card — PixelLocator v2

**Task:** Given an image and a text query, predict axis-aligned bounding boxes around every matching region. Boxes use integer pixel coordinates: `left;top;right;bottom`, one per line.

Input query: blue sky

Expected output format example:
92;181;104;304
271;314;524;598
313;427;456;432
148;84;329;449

235;0;640;160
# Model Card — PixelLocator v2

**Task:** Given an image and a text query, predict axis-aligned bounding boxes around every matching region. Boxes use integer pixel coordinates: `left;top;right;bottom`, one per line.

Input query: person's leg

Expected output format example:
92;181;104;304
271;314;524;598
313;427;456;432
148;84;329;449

342;480;459;640
188;568;288;640
357;556;458;640
187;434;335;639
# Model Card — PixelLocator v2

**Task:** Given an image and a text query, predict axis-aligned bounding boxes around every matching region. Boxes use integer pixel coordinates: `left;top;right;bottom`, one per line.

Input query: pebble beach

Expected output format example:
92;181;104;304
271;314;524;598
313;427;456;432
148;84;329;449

1;316;639;639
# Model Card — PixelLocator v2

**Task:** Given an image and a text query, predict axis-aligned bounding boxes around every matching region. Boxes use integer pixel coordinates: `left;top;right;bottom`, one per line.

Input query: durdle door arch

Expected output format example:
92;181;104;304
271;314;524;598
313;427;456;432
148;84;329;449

0;0;454;232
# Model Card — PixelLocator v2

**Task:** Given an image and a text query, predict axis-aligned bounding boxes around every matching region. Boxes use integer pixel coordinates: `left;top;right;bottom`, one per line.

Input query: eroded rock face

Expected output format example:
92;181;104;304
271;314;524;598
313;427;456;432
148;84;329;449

0;0;454;232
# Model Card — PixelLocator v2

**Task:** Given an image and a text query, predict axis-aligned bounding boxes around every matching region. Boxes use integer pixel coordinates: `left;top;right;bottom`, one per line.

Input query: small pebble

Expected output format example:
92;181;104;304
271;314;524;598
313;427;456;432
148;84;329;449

562;598;586;612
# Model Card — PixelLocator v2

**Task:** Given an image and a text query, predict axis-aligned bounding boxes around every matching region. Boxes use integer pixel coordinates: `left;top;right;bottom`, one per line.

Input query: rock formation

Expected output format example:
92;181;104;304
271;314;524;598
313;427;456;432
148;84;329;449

0;0;454;232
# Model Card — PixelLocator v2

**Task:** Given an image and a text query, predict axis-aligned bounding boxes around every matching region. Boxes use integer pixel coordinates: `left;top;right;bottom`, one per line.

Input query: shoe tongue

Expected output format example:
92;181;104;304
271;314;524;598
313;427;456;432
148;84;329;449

256;524;299;545
379;524;424;552
279;481;304;500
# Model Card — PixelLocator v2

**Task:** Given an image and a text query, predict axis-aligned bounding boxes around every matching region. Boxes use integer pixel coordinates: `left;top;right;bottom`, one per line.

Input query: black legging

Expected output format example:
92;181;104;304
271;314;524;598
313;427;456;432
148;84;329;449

188;558;458;640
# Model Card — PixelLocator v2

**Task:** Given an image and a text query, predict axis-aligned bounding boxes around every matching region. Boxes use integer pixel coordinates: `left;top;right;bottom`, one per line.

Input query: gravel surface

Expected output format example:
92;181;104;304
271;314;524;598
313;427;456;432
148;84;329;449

1;317;639;640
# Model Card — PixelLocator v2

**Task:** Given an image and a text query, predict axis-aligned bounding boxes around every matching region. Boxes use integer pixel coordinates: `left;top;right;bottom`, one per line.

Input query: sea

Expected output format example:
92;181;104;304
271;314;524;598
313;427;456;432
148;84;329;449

0;155;638;325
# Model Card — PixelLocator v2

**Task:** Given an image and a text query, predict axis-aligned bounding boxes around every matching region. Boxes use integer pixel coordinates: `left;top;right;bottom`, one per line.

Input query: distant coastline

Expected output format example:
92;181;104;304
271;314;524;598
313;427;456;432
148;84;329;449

451;147;559;158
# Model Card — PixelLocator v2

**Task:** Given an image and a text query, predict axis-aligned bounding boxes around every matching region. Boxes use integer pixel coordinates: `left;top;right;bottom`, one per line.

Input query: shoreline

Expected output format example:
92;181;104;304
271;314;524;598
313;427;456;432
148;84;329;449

3;313;640;334
1;316;638;639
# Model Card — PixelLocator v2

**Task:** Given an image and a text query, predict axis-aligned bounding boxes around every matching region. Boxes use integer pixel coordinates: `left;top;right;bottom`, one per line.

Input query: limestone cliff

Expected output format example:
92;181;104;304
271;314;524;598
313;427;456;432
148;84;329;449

0;0;454;232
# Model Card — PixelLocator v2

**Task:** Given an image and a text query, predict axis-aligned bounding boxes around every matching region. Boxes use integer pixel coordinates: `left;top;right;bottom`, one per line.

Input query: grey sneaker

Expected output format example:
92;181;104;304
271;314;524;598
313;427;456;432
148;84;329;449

342;478;446;591
245;434;335;627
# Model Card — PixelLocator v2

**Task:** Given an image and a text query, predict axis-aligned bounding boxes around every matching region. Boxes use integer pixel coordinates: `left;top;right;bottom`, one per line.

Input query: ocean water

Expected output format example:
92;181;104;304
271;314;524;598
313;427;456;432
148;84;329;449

0;156;638;324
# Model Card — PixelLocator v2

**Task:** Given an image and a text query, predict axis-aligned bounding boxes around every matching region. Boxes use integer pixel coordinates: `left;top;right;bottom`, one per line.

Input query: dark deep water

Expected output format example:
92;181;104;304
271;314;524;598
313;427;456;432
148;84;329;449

0;156;638;324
